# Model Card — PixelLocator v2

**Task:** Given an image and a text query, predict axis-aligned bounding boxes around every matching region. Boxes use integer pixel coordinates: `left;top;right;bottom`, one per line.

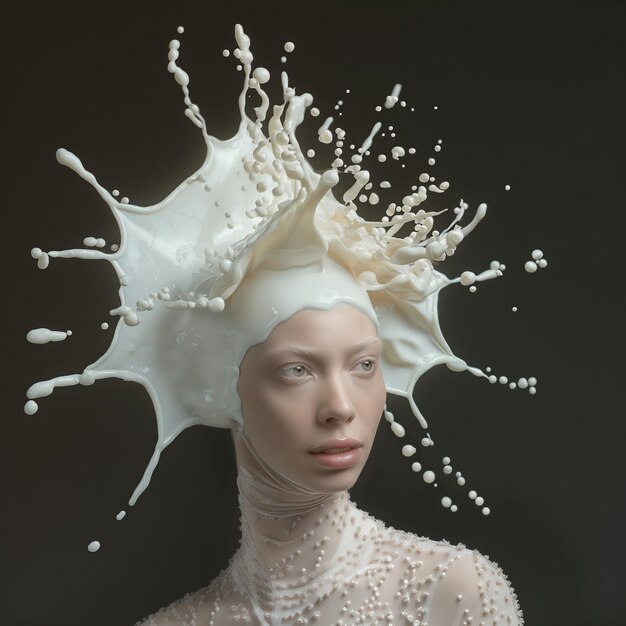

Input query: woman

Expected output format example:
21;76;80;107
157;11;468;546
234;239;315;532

137;257;523;625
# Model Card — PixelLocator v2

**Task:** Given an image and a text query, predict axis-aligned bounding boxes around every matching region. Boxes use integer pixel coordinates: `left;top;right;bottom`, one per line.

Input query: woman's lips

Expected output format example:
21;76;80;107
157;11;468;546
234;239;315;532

308;444;363;469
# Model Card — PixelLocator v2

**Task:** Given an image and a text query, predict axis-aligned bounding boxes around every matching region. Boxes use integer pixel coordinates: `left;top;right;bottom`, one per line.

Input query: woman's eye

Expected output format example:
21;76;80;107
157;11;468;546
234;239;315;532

283;365;308;378
359;359;375;372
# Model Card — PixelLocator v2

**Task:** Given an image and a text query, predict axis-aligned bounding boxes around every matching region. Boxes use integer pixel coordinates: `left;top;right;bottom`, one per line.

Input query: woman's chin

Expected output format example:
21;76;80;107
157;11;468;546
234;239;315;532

304;465;363;494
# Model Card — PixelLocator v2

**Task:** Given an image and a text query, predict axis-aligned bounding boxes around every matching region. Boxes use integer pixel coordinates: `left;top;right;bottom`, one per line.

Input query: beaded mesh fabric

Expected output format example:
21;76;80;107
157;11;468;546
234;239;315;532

138;433;522;626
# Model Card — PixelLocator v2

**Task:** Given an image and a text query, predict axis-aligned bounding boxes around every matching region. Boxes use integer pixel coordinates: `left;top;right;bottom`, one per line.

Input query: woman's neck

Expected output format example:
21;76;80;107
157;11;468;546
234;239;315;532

232;432;370;587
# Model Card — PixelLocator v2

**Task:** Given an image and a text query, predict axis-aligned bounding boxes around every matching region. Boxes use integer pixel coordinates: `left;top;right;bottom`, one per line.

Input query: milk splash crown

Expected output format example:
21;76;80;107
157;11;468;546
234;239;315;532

26;25;539;537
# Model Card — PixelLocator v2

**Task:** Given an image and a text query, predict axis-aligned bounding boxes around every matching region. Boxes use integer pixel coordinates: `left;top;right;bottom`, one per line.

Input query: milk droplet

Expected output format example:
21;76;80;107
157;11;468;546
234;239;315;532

460;271;476;286
307;149;315;158
441;497;452;508
457;476;466;486
87;541;101;553
411;462;422;472
391;146;405;160
469;286;477;293
529;386;537;395
442;456;451;465
512;306;518;312
37;252;50;269
443;465;453;475
101;322;109;330
538;258;548;268
420;437;431;447
284;41;295;53
528;376;537;386
116;510;126;521
112;189;120;196
531;249;543;260
475;496;485;506
222;49;230;57
505;184;511;190
391;422;405;437
177;26;184;34
401;445;417;457
482;507;491;516
525;260;538;273
469;490;477;499
423;470;435;484
26;328;69;344
24;400;39;415
111;244;119;252
451;505;458;512
319;130;333;144
499;376;508;384
252;67;270;84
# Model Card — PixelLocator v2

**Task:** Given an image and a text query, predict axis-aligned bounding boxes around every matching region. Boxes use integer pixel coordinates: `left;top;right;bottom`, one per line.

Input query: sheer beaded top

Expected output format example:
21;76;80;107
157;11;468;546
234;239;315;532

138;468;523;626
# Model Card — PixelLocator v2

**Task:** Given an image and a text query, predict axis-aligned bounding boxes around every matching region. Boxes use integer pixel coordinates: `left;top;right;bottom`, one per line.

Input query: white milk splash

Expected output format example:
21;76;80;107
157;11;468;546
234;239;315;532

26;25;538;525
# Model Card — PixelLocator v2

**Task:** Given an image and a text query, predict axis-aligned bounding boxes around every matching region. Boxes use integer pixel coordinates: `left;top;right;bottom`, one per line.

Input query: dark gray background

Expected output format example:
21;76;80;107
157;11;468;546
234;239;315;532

2;1;624;625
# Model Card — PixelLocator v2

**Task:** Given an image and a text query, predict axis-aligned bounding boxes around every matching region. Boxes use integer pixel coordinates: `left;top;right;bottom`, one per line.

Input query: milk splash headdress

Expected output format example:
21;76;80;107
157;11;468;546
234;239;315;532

25;25;540;531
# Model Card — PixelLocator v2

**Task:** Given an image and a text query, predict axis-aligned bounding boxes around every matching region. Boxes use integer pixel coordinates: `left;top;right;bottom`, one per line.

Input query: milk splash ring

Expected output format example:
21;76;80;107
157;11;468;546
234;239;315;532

25;24;538;526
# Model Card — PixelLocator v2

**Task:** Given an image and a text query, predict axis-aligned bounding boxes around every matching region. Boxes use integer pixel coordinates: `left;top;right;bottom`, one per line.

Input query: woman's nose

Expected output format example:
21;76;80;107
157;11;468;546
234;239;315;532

316;374;355;424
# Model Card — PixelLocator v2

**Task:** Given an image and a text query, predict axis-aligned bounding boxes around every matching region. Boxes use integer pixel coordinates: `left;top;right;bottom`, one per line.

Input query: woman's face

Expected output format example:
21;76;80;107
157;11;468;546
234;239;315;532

235;303;386;493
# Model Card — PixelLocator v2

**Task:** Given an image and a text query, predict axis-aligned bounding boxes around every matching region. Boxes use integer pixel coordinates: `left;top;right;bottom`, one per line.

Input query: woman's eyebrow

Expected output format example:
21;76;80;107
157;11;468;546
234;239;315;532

348;337;383;355
266;338;382;362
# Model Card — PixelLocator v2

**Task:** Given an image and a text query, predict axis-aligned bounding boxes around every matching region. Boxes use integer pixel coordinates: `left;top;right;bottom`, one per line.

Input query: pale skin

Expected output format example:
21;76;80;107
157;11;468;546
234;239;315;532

233;303;387;493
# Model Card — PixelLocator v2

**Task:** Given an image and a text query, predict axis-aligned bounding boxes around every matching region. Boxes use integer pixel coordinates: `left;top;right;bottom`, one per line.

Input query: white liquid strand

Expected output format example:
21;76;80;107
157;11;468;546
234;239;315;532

25;24;533;513
318;117;334;144
83;237;106;248
87;540;101;553
358;122;382;157
26;328;70;344
384;83;402;109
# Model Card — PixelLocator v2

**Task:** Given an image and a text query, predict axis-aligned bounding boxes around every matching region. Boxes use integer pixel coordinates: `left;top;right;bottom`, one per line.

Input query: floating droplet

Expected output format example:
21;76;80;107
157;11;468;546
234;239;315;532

402;445;417;457
391;422;405;437
87;541;101;553
24;400;39;415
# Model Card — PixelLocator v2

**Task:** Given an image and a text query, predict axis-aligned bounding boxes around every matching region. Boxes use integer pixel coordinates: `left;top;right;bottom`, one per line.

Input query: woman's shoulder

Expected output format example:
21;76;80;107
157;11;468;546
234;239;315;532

370;522;524;625
135;567;251;626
